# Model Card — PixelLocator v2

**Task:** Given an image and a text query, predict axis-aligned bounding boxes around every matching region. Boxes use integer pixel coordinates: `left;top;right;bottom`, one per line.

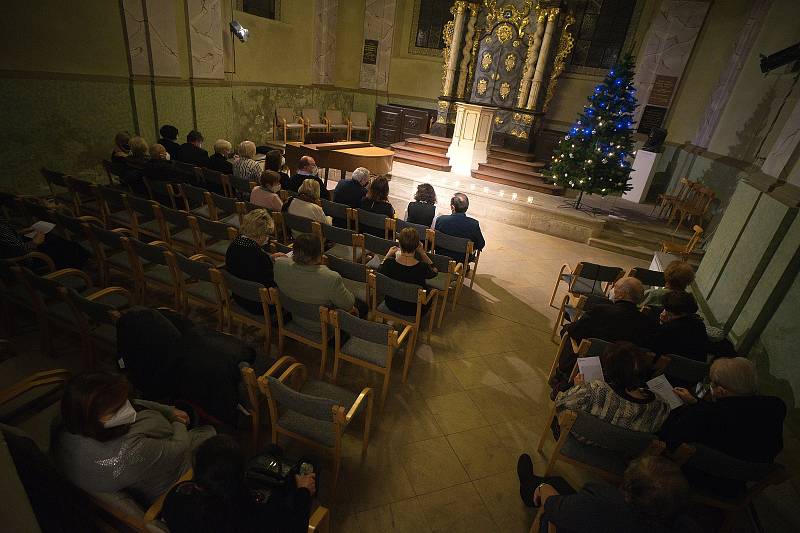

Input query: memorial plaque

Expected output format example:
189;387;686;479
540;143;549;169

648;75;678;107
638;105;668;134
362;39;379;65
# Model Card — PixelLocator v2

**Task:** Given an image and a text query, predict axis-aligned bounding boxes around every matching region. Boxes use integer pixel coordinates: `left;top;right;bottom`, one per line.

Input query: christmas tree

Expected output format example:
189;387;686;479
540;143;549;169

546;54;638;209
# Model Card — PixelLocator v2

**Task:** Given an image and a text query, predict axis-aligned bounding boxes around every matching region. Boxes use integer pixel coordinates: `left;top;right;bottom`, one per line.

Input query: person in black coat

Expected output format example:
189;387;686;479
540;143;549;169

333;166;369;208
651;291;708;361
265;149;291;190
378;227;437;316
287;156;330;200
661;357;786;495
434;193;485;260
120;136;150;196
225;210;284;314
175;130;211;168
359;175;394;217
162;435;315;533
405;183;437;227
158;124;181;160
144;144;176;182
208;139;234;174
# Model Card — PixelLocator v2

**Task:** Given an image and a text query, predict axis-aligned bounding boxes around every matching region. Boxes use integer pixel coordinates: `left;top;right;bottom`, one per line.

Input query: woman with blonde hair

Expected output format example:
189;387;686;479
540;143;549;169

121;136;150;195
250;170;283;211
224;209;284;314
232;140;262;183
285;178;332;237
208;139;233;174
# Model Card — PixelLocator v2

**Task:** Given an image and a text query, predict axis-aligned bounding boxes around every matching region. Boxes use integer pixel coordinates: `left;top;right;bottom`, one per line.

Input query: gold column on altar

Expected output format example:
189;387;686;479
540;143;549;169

455;3;480;98
442;2;468;97
517;9;547;108
526;8;559;109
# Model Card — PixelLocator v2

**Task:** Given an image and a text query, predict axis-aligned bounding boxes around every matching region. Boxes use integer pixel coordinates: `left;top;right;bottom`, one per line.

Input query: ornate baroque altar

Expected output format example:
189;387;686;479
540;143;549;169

432;0;576;153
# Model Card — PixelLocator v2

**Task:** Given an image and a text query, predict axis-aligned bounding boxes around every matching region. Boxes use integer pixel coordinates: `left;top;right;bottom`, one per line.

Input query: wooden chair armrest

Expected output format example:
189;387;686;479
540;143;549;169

308;505;330;533
77;215;105;226
345;387;373;423
112;228;134;236
278;362;308;387
143;468;194;523
149;240;171;250
557;263;572;279
298;117;305;125
264;356;299;377
45;268;92;289
189;253;216;265
397;324;414;346
422;288;438;304
8;252;56;272
86;286;133;305
0;369;71;406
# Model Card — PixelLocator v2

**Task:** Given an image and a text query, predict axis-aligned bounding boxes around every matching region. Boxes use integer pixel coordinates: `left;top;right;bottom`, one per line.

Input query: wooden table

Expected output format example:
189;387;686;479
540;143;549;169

284;141;394;183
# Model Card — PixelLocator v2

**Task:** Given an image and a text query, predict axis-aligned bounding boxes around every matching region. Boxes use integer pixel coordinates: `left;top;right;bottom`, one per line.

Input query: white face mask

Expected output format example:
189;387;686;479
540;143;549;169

165;152;171;161
280;156;286;167
102;400;137;428
270;184;281;193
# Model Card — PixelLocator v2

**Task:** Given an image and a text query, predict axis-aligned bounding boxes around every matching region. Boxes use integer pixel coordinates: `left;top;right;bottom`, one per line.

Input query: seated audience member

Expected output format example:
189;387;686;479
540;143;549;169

404;183;438;227
250;170;283;212
176;130;211;167
555;342;670;435
288;156;330;200
0;220;89;270
660;357;786;492
158;124;181;160
120;136;150;195
359;176;395;218
110;131;131;176
265;149;291;190
641;260;694;308
51;371;216;505
379;227;438;316
232;140;262;183
225;209;282;314
651;291;708;362
208;139;234;174
286;179;331;237
517;454;700;532
333;166;369;208
273;233;356;330
162;435;315;533
144;143;175;182
434;193;485;261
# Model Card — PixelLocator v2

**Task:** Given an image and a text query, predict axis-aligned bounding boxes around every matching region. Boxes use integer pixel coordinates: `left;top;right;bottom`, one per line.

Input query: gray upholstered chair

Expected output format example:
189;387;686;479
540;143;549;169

540;409;665;482
63;285;131;368
551;294;589;343
200;167;232;196
391;218;435;247
229;174;254;200
270;286;332;378
65;176;102;216
0;255;55;335
330;309;411;409
320;198;352;230
368;272;437;376
282;212;323;241
348;111;371;141
218;269;274;356
142;177;178;209
627;266;665;290
256;357;374;490
354;208;391;239
177;183;212;219
663;352;710;387
425;251;458;328
123;195;162;240
92;227;137;287
550;261;624;308
169;252;224;329
151;205;197;254
321;223;360;262
302;108;328;133
433;230;476;307
125;238;178;308
324;253;368;306
96;186;133;231
208;192;245;227
325;109;349;140
188;216;238;265
361;234;395;269
274;107;304;142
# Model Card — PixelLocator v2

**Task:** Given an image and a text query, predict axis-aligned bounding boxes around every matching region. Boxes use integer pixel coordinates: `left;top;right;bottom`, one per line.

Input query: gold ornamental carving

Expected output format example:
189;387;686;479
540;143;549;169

543;13;575;112
438;101;449;111
477;78;488;95
512;39;521;47
496;23;513;43
499;82;511;99
494;116;504;125
466;30;481;93
504;53;517;72
440;19;455;96
481;52;493;70
485;1;534;37
510;128;528;139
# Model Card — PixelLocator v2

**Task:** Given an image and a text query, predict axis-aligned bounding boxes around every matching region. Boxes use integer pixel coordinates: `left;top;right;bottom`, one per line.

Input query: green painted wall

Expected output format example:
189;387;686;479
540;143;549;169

335;0;366;89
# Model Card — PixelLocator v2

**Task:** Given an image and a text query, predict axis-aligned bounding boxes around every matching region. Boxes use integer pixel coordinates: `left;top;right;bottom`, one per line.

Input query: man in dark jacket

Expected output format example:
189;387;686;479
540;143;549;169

287;156;330;200
175;130;211;168
158;124;181;160
333;166;369;207
434;193;485;261
651;290;708;361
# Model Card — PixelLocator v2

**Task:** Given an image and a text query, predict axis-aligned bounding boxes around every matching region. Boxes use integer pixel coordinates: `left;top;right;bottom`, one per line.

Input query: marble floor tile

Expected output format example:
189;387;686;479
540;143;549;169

472;469;536;532
353;497;432;533
445;356;505;389
417;482;498;533
398;436;470;495
447;425;516;480
467;382;533;423
425;390;490;434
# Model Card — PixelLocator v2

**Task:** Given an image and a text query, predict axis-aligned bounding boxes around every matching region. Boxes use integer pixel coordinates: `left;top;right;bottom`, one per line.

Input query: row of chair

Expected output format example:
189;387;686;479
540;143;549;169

655;177;716;230
274;108;371;143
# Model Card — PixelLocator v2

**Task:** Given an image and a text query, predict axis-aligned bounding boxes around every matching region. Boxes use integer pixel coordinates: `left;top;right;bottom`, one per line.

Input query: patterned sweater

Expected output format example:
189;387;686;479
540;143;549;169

555;381;670;434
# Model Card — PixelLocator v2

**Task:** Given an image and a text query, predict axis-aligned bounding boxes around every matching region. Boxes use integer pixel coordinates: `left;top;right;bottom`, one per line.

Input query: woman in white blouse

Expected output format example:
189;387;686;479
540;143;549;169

232;140;262;183
286;179;331;237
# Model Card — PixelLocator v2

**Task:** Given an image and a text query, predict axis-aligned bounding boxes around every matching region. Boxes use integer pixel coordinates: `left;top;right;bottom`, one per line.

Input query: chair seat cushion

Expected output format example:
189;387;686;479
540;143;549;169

560;434;628;477
139;219;162;235
341;337;389;368
278;410;335;447
91;323;117;345
350;125;369;131
285;321;322;343
377;301;415;322
191;206;211;218
284;124;303;129
425;272;452;291
144;264;173;285
220;214;241;228
307;123;327;128
110;211;133;225
49;301;77;325
326;244;353;261
185;280;218;303
172;229;195;245
342;278;366;304
107;252;132;270
6;285;29;306
206;240;230;256
561;274;607;297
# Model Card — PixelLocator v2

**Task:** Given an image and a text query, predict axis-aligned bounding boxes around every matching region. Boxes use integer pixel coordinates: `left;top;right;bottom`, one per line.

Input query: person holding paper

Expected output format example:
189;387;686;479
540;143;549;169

554;342;670;436
0;220;88;270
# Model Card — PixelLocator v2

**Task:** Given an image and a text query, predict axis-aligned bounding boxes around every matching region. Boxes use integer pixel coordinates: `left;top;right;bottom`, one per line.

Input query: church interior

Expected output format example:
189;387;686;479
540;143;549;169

1;0;800;532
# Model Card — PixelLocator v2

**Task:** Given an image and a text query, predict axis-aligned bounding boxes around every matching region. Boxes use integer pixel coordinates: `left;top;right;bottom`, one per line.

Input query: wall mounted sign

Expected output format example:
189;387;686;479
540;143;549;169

638;105;668;134
648;75;678;107
362;39;379;64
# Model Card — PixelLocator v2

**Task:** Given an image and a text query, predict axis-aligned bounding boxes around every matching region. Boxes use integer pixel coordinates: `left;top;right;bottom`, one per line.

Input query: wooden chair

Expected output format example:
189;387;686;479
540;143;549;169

654;177;694;219
353;208;391;238
177;183;212;219
348;111;371;142
208;192;245;227
256;357;374;490
170;252;225;329
361;233;396;268
303;108;328;133
661;225;703;261
627;267;665;289
282;212;324;242
229;174;254;200
151;205;197;255
391;218;436;249
320;198;352;229
101;159;118;185
671;186;714;231
40;167;72;208
433;231;476;306
368;272;438;376
53;212;103;261
92;227;138;289
549;261;624;308
189;216;238;265
324;109;349;140
0;254;56;336
274;107;305;142
425;251;458;327
65;176;102;216
324;253;369;307
551;295;588;343
126;238;179;307
330;309;412;409
663;352;710;388
321;223;361;262
200;167;232;197
62;285;131;368
142;177;178;209
218;269;274;356
544;337;610;393
270;286;332;378
96;186;134;231
124;195;163;240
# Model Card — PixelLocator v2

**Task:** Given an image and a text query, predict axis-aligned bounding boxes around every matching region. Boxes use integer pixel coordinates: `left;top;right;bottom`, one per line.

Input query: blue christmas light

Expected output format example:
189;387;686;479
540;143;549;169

583;128;591;135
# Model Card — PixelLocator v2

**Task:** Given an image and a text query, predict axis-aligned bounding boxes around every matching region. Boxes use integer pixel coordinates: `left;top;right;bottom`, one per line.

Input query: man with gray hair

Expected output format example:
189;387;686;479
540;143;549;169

333;166;370;208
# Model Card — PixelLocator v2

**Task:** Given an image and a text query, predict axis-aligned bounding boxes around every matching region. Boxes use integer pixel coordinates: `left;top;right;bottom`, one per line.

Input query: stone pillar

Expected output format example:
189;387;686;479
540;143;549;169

526;9;558;110
442;2;467;97
312;0;338;85
692;0;773;148
447;103;496;175
517;12;546;108
761;98;800;181
359;0;396;91
455;4;479;98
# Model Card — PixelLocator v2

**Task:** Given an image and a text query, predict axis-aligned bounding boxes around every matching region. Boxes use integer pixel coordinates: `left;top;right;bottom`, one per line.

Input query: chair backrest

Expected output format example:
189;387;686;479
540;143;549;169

283;212;317;235
325;253;366;283
356;208;388;236
195;216;236;240
202;168;230;195
127;195;156;218
428;251;456;275
395;218;429;240
65;287;117;325
222;270;265;306
685;225;704;254
567;409;659;457
321;223;355;247
65;176;97;198
320;199;349;222
275;288;325;326
373;272;420;305
41;167;68;189
663;353;709;384
579;337;612;357
175;253;215;282
54;213;90;241
266;376;335;422
229;175;253;197
573;262;624;285
628;267;665;289
303;108;321;123
98;186;126;214
326;109;343;124
93;227;124;249
158;206;191;229
305;132;336;144
276;107;296;123
172;161;196;182
684;443;783;483
129;238;168;266
180;184;207;210
143;178;176;207
363;234;395;258
20;267;64;299
350;111;368;126
433;231;472;263
333;309;391;345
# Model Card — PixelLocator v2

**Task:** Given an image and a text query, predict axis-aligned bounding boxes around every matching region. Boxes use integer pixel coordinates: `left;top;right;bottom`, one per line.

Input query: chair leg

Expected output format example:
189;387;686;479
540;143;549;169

380;372;390;410
331;453;341;491
436;291;448;328
425;300;437;344
551;295;568;344
319;345;328;379
278;333;285;355
331;355;340;384
362;394;373;456
401;336;415;383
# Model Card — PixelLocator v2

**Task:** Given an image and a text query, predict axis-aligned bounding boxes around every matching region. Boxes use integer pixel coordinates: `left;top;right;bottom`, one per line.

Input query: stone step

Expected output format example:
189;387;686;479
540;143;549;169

477;162;545;182
471;167;563;195
391;145;452;171
485;155;546;173
598;227;666;250
405;138;450;155
390;142;451;162
606;217;694;240
418;133;452;147
488;146;537;162
587;237;656;261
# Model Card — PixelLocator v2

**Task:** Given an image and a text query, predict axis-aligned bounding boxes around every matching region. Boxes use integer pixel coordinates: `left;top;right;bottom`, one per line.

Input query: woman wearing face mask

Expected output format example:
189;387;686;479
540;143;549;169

110;131;132;177
51;371;216;505
249;170;283;211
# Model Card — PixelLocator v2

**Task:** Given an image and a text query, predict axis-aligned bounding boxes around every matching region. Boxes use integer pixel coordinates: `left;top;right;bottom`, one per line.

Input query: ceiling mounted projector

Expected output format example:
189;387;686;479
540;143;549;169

230;21;249;43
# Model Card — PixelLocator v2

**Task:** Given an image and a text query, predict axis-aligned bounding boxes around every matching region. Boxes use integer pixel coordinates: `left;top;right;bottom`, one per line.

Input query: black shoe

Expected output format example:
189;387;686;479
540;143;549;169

517;454;537;508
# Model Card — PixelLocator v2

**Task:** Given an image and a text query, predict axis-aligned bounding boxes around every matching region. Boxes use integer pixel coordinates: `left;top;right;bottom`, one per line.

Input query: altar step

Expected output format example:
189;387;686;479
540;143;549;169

485;155;546;173
390;135;451;171
588;219;700;262
488;146;538;162
471;165;563;195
